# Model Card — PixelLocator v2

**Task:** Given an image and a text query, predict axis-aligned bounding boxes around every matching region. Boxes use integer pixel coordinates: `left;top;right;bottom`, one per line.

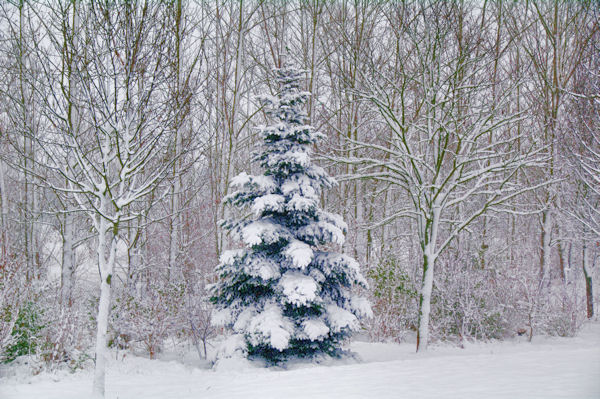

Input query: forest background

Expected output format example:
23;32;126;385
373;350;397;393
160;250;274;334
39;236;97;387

0;0;598;374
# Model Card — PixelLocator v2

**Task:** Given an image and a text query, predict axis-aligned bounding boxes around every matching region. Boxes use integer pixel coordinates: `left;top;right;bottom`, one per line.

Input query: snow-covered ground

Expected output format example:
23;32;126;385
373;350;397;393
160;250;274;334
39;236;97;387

2;323;599;399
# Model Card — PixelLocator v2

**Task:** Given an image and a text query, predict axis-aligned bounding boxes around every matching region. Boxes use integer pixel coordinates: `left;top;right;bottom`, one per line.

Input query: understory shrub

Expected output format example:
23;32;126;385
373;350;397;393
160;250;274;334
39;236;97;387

2;301;45;363
367;254;418;342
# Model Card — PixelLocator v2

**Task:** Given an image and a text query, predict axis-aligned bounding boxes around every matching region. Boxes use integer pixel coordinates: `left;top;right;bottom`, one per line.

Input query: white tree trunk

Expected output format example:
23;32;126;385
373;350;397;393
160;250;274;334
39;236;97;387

62;1;78;305
417;244;437;352
168;179;179;281
127;227;141;295
92;214;118;398
61;211;75;306
0;160;8;251
416;206;440;352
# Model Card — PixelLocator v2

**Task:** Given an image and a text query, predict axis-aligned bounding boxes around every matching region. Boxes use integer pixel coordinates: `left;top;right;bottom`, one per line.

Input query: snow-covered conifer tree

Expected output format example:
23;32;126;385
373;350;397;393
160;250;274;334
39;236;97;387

211;66;371;363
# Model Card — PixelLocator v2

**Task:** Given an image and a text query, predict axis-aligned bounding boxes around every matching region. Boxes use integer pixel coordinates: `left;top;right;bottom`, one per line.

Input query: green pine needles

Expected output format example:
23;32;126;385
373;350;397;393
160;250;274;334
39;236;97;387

2;301;44;363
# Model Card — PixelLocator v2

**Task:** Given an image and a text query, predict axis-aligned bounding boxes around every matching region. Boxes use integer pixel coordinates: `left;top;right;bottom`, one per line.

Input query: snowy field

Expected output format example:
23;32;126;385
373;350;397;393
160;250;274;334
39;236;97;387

1;323;599;399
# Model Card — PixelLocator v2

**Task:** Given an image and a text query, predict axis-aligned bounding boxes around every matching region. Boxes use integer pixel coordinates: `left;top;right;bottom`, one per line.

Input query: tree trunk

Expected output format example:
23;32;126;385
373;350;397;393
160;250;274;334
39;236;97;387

61;211;75;306
92;216;118;398
557;239;566;281
61;0;78;306
416;243;436;352
127;224;142;296
539;208;552;280
168;189;178;282
17;1;36;280
0;160;7;259
582;241;594;319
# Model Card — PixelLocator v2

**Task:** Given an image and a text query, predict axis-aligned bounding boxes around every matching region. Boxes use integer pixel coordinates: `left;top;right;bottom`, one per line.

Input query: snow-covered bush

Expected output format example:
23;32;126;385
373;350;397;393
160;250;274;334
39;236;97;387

2;301;45;363
181;288;215;359
367;254;418;342
1;239;92;369
432;263;509;342
0;256;27;360
210;66;371;363
112;282;184;359
510;269;586;340
42;300;92;368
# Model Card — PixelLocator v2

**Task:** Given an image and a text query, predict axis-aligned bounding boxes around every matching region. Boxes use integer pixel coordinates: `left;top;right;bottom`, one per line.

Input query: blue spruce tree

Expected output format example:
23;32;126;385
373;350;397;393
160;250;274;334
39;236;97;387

210;66;371;363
